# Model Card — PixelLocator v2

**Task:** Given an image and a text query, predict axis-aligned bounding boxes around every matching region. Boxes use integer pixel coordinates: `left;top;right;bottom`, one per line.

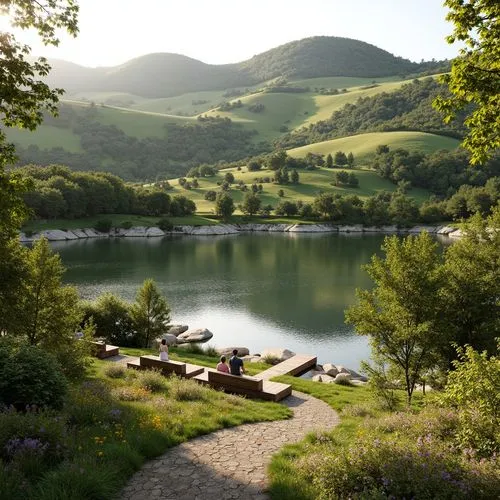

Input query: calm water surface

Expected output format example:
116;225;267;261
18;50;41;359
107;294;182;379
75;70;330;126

53;233;397;370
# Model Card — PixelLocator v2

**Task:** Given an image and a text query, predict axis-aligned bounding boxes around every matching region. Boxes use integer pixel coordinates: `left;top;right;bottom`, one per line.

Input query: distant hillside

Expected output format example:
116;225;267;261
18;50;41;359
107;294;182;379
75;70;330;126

45;36;446;98
275;78;465;149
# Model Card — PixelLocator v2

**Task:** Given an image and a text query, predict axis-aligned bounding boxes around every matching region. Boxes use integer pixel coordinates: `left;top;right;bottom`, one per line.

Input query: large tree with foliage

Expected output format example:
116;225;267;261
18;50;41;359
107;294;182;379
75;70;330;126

437;205;500;361
214;192;235;220
434;0;500;164
129;279;171;348
345;232;443;404
0;1;79;326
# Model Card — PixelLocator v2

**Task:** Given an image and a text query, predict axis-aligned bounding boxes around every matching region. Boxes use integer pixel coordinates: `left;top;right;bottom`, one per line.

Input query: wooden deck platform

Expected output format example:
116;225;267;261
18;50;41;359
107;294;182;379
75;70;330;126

92;342;120;359
193;369;292;402
126;355;204;379
254;354;317;380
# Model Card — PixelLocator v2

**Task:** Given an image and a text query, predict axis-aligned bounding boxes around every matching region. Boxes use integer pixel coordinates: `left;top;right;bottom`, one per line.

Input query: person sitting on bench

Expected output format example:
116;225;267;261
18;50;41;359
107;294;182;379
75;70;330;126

229;349;245;376
217;355;230;373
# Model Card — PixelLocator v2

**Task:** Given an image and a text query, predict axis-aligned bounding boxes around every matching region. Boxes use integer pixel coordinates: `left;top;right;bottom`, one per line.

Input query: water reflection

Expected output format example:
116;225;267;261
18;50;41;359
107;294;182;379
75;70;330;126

54;233;393;368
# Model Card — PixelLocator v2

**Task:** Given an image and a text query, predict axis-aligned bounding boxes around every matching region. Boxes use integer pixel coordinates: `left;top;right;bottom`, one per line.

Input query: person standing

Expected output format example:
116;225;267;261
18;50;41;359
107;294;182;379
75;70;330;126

159;338;169;361
229;349;245;376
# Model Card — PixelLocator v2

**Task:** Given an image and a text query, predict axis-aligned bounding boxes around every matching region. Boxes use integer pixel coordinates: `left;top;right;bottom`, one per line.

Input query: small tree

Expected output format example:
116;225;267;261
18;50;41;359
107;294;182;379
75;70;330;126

247;161;261;172
443;342;500;457
345;233;443;405
334;151;348;166
347;152;355;167
215;192;235;220
291;169;299;184
204;190;217;201
224;172;235;184
13;238;87;377
129;279;170;348
241;192;261;216
326;153;334;168
277;189;285;197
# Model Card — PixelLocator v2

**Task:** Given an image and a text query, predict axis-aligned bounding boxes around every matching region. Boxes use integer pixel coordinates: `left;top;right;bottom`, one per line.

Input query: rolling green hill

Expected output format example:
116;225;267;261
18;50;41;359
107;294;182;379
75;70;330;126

45;36;445;99
168;164;430;214
287;131;461;163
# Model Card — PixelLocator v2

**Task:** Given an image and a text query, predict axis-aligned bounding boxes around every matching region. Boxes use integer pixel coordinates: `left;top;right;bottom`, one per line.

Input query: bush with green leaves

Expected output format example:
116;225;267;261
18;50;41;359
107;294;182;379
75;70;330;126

157;217;173;231
135;370;167;393
299;406;499;500
442;342;500;457
0;340;68;410
94;219;113;233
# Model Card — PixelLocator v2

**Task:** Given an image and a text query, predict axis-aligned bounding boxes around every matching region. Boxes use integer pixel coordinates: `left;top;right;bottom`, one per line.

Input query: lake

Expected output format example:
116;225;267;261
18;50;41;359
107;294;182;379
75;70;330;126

52;232;421;370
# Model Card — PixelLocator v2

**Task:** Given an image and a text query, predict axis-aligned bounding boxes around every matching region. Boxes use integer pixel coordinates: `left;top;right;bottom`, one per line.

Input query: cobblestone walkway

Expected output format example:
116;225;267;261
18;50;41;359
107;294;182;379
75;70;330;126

120;391;339;500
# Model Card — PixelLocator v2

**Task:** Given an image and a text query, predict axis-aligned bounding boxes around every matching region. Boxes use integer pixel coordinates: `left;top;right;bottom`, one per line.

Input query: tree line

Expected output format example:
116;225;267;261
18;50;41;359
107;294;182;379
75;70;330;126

15;165;196;220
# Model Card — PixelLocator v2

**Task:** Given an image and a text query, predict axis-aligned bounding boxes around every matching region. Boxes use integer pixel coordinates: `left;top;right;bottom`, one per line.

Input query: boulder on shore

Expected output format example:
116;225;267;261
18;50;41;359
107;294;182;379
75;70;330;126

177;328;213;343
260;348;295;362
322;363;339;377
216;347;250;357
334;373;352;384
154;334;178;347
165;324;189;336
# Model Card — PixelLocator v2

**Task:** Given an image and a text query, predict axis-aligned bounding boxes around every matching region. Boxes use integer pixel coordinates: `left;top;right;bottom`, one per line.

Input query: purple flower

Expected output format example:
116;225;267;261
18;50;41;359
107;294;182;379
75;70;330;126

5;437;48;457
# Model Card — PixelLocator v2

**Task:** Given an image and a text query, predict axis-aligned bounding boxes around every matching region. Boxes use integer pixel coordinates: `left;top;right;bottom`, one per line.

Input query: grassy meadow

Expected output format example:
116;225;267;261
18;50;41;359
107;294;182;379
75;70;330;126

288;131;461;162
168;163;431;213
0;354;291;500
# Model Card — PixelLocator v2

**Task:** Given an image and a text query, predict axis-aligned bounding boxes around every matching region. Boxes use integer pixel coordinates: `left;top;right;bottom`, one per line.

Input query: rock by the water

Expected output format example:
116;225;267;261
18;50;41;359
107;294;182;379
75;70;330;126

166;324;189;336
288;224;337;233
72;229;88;238
334;373;352;383
260;348;295;361
146;227;165;237
123;227;147;237
177;328;213;343
41;229;70;241
323;363;339;377
216;347;250;357
188;225;239;236
336;365;351;375
337;225;363;232
154;334;178;347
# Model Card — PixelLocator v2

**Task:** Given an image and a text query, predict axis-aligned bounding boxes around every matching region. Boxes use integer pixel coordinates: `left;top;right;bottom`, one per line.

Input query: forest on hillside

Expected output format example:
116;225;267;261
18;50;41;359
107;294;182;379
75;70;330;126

275;79;466;149
14;106;265;181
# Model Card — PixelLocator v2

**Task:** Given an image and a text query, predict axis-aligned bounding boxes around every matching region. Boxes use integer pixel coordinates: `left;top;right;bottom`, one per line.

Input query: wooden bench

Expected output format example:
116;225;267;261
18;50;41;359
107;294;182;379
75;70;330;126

91;341;119;359
193;369;292;401
128;355;204;379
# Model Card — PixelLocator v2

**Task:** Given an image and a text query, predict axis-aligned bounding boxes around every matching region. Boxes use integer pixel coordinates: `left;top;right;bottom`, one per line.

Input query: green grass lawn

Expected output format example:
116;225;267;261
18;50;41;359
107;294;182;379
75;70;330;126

5;124;83;152
170;164;431;212
21;214;221;233
288;131;461;163
0;356;291;499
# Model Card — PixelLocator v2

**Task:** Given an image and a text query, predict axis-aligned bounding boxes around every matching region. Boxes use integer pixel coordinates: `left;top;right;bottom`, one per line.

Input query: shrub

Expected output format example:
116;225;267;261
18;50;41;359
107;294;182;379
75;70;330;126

203;345;219;357
157;217;173;231
65;381;114;425
0;408;67;480
442;343;500;457
113;386;151;402
120;220;133;230
334;377;353;386
103;364;126;379
169;378;208;402
94;219;113;233
135;370;167;393
262;354;281;365
0;341;68;410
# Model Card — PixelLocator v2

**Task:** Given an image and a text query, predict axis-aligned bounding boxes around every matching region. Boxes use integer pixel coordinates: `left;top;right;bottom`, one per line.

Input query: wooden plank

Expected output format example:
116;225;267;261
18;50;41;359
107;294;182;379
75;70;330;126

254;354;317;380
194;370;291;401
208;371;263;391
185;363;205;378
140;355;187;375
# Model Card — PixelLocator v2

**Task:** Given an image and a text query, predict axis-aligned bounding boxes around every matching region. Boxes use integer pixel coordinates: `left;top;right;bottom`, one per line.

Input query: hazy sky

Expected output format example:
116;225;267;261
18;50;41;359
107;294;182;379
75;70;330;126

1;0;460;67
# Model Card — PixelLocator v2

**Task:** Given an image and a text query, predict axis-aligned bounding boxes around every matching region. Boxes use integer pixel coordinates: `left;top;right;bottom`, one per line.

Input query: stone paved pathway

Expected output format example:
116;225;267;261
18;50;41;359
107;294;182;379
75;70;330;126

120;391;339;500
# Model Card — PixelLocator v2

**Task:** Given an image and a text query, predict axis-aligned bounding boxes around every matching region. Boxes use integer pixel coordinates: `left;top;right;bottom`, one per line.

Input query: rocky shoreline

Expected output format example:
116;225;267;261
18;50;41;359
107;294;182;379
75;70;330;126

20;223;463;242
